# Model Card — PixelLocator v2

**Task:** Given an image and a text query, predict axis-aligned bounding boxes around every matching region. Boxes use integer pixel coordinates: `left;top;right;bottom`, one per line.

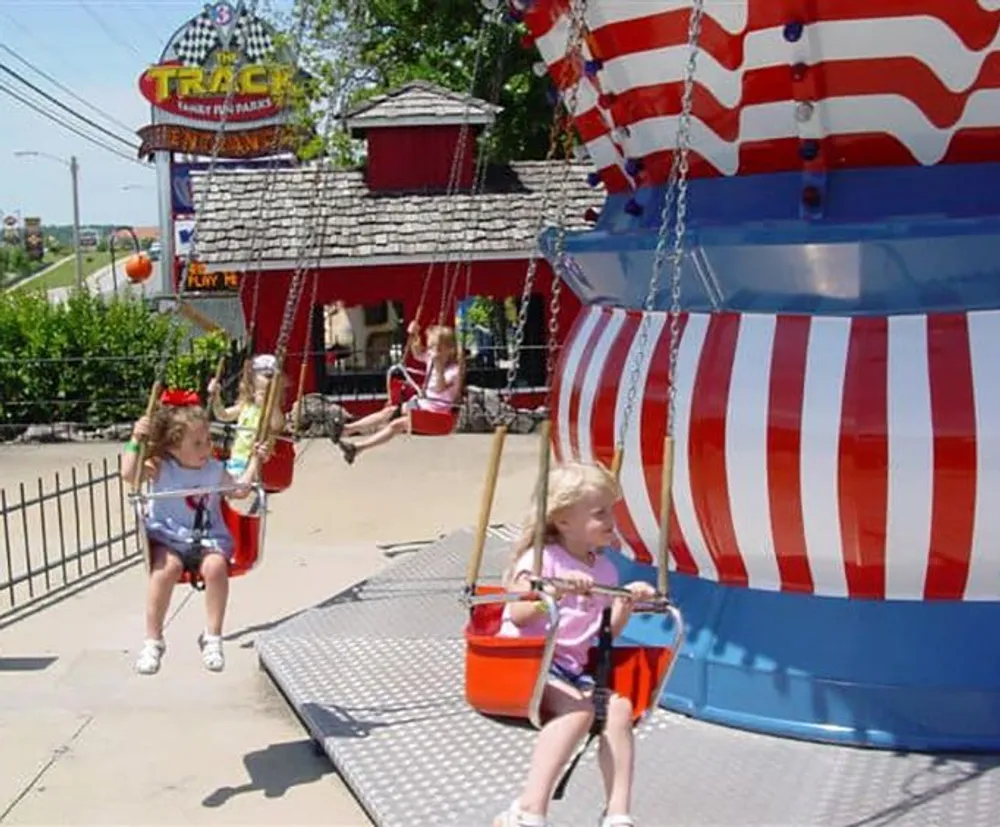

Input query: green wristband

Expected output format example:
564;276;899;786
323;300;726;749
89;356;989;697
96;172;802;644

124;439;141;454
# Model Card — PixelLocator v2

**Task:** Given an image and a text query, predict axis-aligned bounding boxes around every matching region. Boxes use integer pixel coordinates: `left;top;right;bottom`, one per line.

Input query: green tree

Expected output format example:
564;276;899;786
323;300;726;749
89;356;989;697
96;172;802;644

274;0;556;164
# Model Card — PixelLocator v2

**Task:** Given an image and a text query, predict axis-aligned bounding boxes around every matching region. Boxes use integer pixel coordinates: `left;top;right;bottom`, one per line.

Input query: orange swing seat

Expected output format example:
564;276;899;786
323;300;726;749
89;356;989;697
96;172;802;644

464;583;684;728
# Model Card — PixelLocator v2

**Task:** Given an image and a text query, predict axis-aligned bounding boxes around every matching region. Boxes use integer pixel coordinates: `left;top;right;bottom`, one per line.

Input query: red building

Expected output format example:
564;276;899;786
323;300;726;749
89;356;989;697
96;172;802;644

191;81;601;414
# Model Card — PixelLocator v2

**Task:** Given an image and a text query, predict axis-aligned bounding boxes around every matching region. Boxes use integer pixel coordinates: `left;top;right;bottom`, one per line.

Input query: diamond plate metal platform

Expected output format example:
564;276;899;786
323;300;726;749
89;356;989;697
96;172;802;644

258;526;1000;827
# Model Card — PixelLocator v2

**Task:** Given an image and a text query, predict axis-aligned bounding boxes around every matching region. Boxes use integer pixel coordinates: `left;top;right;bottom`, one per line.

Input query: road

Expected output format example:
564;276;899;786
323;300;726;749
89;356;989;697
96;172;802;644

47;258;161;303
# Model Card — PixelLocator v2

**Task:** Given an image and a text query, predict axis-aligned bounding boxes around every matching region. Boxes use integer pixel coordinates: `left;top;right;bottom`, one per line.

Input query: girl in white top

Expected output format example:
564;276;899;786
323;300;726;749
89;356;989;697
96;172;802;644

122;391;264;676
336;322;461;464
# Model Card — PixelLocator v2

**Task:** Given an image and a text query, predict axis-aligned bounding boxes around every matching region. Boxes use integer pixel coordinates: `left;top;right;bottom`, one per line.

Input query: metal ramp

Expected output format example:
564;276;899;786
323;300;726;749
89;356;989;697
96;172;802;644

257;527;1000;827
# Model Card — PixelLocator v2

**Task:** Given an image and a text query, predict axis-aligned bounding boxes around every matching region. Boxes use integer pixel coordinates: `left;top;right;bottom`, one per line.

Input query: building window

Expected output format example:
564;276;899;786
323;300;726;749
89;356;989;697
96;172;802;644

314;294;547;398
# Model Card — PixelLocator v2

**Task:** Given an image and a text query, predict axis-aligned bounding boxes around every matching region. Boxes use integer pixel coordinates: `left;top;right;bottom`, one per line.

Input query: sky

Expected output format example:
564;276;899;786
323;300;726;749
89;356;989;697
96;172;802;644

0;0;293;228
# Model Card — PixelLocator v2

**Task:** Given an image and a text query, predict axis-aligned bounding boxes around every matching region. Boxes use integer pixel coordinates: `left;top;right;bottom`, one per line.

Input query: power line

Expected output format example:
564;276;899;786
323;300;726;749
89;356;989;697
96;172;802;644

78;1;145;60
0;80;148;167
0;42;137;137
0;61;138;151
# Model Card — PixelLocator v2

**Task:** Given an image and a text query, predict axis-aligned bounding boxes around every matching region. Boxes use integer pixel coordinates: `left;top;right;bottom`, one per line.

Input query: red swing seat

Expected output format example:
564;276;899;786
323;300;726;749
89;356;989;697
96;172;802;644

135;484;267;586
386;363;461;437
210;428;295;495
410;407;459;436
464;583;684;728
261;438;295;493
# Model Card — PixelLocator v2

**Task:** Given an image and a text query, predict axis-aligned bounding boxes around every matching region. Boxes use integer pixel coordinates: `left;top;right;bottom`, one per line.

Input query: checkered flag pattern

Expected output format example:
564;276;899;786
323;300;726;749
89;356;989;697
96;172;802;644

234;10;275;62
172;13;222;66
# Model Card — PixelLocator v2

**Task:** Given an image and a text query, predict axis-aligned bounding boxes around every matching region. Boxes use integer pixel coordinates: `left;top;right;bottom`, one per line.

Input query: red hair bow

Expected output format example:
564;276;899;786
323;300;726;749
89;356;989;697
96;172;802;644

160;388;200;407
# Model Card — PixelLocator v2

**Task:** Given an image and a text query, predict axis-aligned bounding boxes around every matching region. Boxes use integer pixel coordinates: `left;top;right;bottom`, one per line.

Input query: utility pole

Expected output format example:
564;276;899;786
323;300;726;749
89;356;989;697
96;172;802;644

70;155;82;290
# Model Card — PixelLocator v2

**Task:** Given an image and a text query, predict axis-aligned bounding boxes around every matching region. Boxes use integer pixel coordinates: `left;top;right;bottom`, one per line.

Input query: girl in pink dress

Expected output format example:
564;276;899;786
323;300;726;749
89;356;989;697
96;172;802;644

495;462;655;827
336;322;461;464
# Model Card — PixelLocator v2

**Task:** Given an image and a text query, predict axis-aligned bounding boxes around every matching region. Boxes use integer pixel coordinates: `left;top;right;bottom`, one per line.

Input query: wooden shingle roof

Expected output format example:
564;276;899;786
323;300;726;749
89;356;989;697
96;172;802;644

343;80;501;131
190;160;604;268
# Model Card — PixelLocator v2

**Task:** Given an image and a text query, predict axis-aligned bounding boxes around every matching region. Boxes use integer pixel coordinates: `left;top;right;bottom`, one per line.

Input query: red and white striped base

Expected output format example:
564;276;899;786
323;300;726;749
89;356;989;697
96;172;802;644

553;305;1000;601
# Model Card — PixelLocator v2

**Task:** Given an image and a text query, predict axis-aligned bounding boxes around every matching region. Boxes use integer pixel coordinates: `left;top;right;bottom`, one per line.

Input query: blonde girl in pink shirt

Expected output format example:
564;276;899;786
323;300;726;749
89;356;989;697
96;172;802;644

495;462;656;827
336;322;461;464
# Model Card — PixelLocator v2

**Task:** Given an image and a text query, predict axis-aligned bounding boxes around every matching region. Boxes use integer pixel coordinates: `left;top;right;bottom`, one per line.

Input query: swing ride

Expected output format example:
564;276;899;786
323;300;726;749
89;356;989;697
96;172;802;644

183;0;998;822
528;0;1000;755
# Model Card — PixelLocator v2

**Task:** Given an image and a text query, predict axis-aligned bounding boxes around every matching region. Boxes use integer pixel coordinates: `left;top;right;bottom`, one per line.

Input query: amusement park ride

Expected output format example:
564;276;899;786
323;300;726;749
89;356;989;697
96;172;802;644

141;0;1000;822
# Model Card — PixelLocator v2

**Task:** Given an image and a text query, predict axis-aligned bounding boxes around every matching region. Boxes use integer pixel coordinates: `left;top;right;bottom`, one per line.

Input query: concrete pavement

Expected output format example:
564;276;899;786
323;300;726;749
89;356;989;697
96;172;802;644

0;432;539;825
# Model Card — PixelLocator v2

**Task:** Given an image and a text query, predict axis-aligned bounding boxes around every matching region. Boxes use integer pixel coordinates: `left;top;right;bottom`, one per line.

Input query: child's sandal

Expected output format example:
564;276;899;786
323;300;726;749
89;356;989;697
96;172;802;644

493;800;547;827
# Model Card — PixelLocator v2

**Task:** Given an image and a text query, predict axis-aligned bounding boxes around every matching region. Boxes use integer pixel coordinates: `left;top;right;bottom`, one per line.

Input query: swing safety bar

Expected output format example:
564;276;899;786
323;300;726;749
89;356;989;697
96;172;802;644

128;482;262;502
386;362;425;397
464;589;561;730
130;482;269;577
529;576;687;727
531;577;674;614
209;421;297;443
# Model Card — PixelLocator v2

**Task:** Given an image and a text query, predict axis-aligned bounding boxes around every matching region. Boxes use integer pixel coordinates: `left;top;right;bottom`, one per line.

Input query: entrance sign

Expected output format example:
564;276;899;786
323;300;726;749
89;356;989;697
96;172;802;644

137;2;306;294
136;2;301;157
137;122;298;159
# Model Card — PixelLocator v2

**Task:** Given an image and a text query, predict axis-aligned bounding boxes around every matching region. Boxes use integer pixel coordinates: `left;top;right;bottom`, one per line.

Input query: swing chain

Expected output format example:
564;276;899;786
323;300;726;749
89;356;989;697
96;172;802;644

410;7;499;325
616;0;704;451
438;8;504;324
545;0;589;392
667;0;704;437
241;6;314;342
270;0;370;366
151;0;262;388
445;18;513;322
500;0;587;419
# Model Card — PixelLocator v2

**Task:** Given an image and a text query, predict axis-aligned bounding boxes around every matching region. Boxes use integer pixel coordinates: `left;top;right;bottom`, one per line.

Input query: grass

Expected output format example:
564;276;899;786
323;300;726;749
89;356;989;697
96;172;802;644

12;251;113;292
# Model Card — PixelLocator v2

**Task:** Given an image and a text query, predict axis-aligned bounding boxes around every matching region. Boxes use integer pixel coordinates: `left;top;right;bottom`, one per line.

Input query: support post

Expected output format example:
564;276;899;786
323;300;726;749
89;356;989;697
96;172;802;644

70;156;82;291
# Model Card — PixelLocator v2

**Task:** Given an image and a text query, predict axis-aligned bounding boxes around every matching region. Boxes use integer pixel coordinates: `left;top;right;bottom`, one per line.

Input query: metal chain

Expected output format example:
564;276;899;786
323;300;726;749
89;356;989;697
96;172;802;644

153;0;262;387
239;6;313;344
272;59;362;362
499;0;588;420
442;19;512;319
616;0;704;451
404;8;498;325
263;0;368;366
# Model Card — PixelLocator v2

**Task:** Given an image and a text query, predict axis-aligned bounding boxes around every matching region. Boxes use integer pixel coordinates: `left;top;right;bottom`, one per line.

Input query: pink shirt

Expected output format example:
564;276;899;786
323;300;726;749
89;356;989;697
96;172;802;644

418;354;460;413
499;544;619;675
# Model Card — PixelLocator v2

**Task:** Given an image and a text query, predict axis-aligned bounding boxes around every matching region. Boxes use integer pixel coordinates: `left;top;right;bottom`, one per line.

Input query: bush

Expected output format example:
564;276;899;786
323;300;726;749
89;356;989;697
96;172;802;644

0;289;230;432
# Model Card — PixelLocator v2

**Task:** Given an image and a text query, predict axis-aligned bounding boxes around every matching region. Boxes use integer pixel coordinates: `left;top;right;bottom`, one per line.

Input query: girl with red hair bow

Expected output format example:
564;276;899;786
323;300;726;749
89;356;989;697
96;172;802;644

122;389;265;677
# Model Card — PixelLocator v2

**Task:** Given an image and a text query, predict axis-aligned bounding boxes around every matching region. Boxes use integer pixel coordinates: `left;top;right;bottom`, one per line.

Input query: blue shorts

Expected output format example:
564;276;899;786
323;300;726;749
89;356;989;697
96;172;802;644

549;662;596;692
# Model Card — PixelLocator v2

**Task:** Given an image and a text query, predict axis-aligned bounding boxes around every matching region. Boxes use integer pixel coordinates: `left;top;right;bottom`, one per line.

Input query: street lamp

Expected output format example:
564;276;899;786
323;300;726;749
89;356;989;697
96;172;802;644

107;225;140;294
13;150;82;290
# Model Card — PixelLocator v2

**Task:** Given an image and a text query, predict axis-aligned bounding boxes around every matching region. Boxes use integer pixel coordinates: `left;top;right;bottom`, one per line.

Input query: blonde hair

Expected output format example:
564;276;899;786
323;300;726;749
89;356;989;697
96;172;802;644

147;404;209;461
236;358;288;409
426;325;458;365
505;460;621;583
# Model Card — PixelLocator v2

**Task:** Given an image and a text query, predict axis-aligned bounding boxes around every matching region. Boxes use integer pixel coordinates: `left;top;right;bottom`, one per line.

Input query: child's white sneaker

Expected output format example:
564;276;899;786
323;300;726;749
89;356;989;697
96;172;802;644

493;800;547;827
600;816;636;827
135;639;165;675
198;632;225;672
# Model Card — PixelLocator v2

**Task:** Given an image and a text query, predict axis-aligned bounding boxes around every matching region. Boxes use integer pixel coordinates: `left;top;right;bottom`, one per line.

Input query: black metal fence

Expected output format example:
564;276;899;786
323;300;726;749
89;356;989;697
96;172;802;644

0;340;557;442
0;454;141;616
